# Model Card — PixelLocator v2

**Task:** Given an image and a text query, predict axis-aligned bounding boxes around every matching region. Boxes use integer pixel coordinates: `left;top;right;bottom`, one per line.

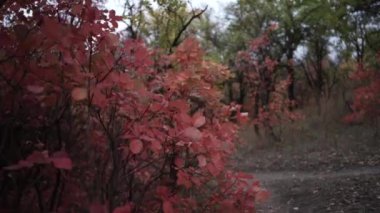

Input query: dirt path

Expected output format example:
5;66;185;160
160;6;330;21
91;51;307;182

235;122;380;212
255;166;380;182
255;167;380;213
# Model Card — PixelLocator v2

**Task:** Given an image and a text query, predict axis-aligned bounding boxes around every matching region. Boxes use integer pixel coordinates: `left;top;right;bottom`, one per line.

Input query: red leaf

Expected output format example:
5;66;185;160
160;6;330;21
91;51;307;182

129;139;143;154
177;170;192;189
163;201;174;213
206;163;221;176
17;160;34;168
72;4;83;15
156;186;170;199
109;10;116;18
174;157;185;168
51;151;69;158
71;87;87;101
105;33;120;48
42;17;62;39
113;203;132;213
4;160;33;170
150;140;162;152
92;88;107;107
183;127;202;141
51;156;73;170
26;151;50;164
211;152;224;170
236;172;254;179
86;7;98;23
255;190;270;203
197;155;207;167
193;115;206;128
220;200;238;213
169;100;189;113
178;113;192;125
27;85;44;94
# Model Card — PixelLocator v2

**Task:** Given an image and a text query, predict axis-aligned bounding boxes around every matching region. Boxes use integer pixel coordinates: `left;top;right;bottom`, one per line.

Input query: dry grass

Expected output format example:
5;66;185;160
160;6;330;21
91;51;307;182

234;92;380;172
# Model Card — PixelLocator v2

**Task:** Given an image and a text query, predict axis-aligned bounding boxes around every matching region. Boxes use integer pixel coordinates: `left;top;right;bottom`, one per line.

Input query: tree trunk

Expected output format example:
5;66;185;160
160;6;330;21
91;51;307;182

287;63;296;103
286;50;296;110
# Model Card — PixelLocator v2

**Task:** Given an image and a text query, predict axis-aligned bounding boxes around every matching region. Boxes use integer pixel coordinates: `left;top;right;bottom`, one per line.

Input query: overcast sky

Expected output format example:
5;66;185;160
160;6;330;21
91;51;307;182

186;0;234;19
105;0;235;19
105;0;235;32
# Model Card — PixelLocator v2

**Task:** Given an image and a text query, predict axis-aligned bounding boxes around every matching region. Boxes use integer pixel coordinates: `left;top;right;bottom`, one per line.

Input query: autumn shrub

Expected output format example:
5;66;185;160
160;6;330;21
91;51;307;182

343;58;380;124
234;27;301;137
0;1;265;212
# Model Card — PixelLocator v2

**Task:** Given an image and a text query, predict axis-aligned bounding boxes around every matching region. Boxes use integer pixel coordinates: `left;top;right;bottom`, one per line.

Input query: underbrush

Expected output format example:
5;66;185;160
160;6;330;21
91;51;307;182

235;92;380;172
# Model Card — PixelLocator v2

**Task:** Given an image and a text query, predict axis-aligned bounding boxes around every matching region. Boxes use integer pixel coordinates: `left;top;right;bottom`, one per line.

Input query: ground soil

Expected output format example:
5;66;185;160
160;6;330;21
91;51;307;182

234;122;380;212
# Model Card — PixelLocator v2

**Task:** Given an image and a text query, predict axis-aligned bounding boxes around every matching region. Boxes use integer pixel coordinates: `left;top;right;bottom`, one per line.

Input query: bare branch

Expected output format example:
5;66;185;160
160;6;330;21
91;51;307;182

169;6;208;53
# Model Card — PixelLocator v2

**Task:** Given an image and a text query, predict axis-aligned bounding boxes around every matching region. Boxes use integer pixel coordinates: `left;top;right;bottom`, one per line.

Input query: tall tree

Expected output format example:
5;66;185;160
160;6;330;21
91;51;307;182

120;0;207;53
224;0;307;105
223;0;274;63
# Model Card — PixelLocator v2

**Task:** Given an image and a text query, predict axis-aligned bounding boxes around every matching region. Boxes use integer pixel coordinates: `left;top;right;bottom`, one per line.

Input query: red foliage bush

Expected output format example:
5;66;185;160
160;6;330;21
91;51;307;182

344;60;380;123
0;1;265;212
235;28;301;131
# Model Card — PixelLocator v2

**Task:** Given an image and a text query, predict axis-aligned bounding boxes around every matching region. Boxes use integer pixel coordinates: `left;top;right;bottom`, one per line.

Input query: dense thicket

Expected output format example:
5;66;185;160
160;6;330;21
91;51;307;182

0;1;265;212
219;0;380;127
